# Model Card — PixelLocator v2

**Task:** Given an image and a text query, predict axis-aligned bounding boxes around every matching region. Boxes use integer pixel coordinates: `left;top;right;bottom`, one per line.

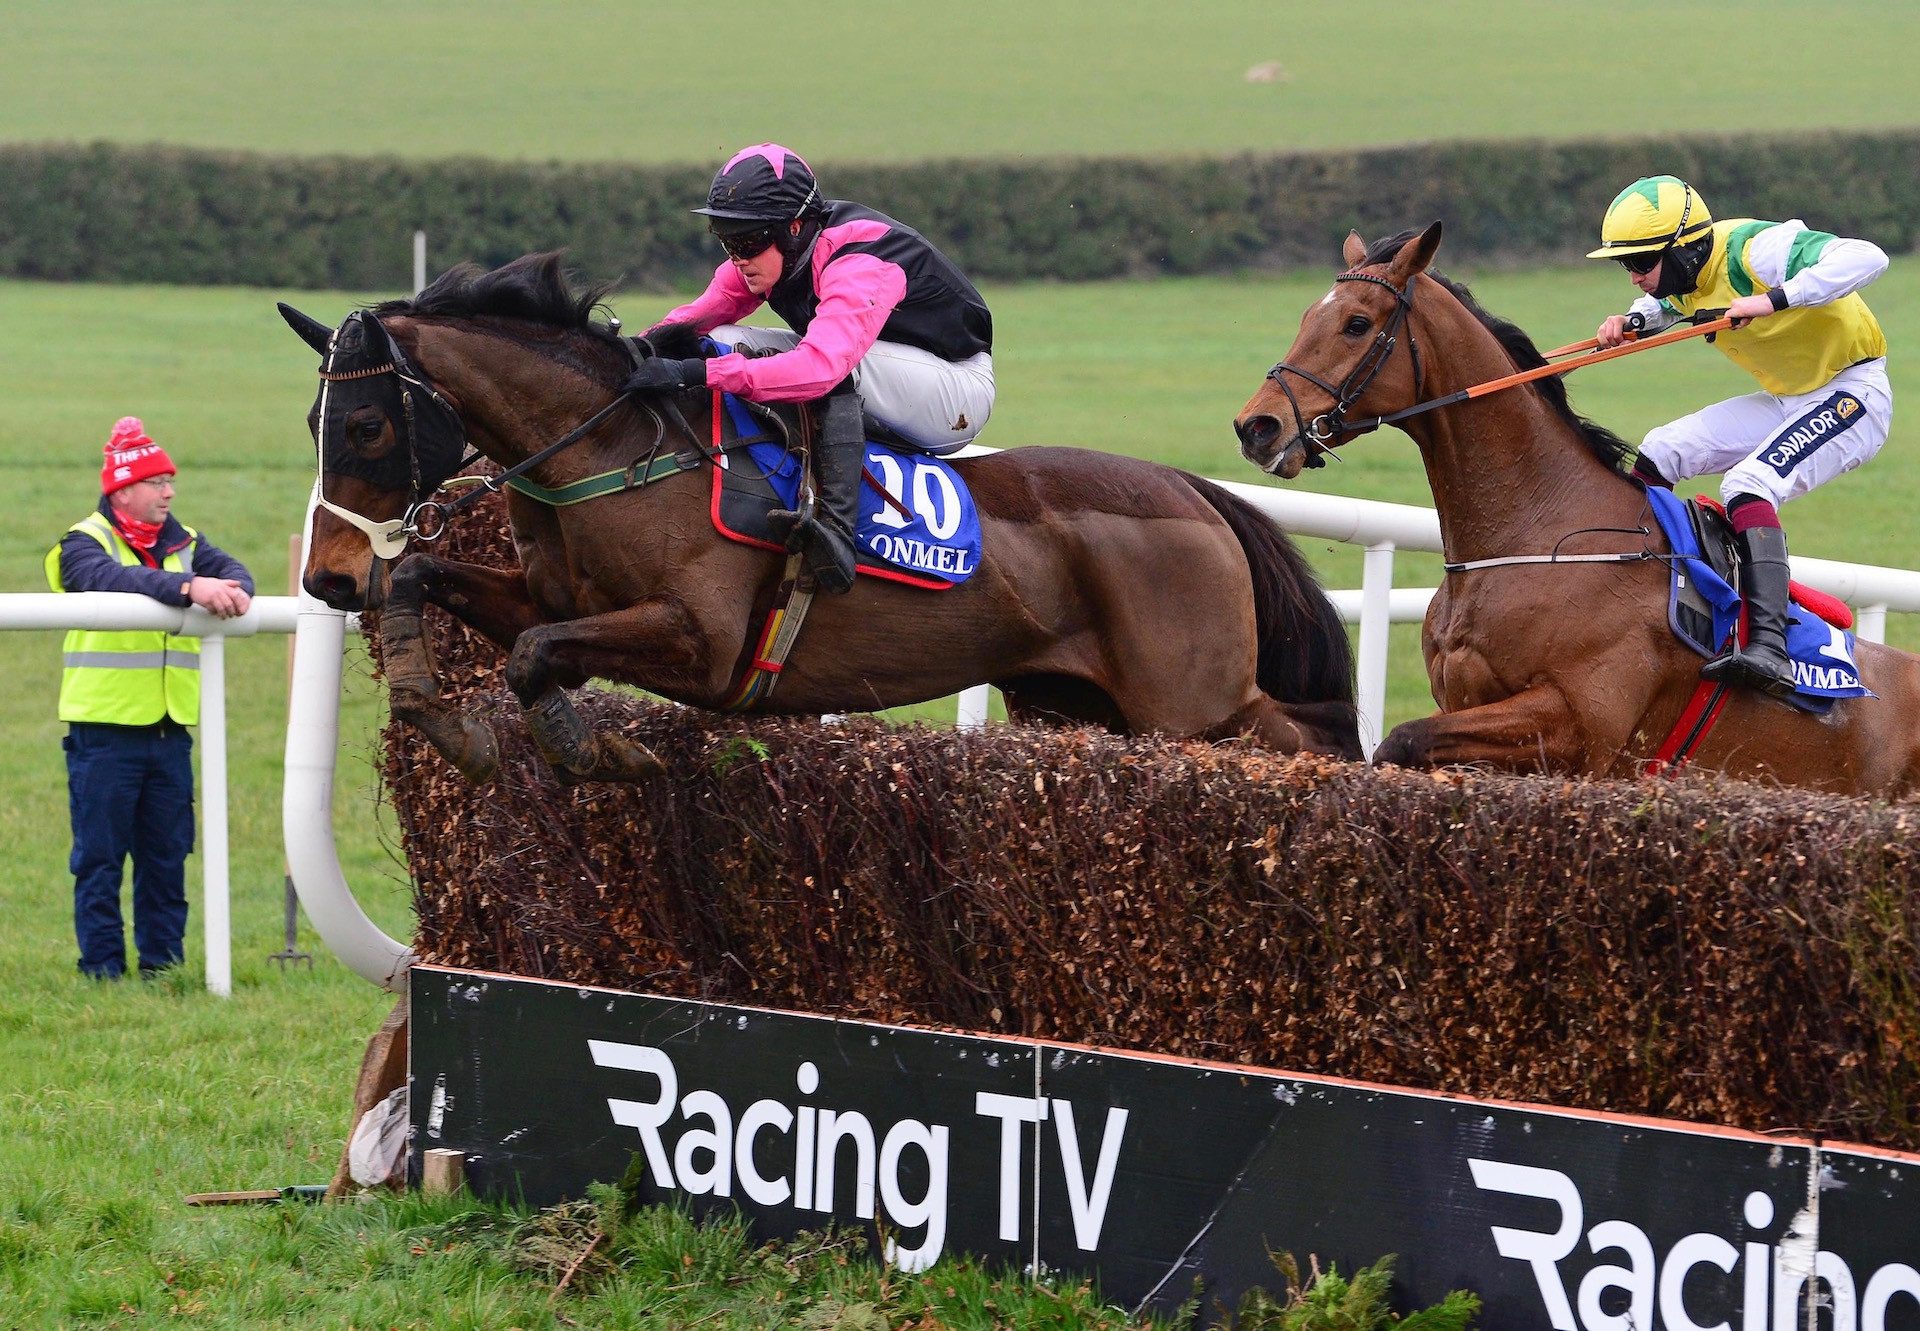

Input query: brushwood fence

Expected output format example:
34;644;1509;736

367;492;1920;1153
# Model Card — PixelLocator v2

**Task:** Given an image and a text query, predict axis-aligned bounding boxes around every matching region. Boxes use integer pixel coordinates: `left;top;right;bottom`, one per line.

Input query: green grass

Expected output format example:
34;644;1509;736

6;0;1918;164
3;262;1917;1323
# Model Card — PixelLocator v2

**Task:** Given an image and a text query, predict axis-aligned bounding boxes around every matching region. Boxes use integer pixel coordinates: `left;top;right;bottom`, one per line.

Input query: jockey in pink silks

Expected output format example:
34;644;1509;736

625;143;995;594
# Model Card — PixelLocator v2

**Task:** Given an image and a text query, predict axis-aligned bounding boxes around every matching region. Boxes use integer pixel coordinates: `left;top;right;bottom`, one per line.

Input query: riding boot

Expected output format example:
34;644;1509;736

767;386;863;594
1702;525;1799;697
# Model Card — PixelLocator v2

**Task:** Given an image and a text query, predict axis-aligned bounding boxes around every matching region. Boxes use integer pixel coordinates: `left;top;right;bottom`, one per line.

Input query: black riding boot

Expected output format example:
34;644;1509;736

767;387;863;595
1702;525;1798;697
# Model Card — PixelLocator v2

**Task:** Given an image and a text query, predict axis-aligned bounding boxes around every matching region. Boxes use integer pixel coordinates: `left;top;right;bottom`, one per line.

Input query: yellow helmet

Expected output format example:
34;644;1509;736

1586;176;1714;261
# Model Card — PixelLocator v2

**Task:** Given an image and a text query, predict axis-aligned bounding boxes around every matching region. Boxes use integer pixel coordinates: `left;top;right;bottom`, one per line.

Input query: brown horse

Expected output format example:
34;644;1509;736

1233;224;1920;796
281;253;1360;782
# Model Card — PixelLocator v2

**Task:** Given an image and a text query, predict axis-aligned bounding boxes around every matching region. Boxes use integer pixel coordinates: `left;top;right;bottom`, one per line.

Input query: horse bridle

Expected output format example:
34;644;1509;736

1263;269;1426;466
313;315;657;559
314;315;474;558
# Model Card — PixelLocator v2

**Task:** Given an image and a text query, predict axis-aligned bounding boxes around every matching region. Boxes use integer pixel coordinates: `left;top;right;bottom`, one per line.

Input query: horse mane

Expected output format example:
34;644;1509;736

1362;231;1633;472
373;251;622;348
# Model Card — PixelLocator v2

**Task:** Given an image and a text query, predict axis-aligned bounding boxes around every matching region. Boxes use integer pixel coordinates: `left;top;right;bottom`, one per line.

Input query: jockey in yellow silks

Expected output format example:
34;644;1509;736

1590;175;1891;698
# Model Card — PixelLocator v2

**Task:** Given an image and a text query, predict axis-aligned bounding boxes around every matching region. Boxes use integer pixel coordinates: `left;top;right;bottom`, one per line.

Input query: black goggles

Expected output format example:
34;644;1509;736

1617;249;1666;276
714;225;784;261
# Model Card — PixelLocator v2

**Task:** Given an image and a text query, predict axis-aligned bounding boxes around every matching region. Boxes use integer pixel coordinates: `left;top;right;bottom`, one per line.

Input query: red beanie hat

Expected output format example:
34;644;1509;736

101;417;176;494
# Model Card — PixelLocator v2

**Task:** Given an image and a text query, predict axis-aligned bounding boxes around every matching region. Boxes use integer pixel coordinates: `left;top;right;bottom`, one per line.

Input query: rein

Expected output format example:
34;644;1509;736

410;390;643;534
316;325;694;552
1266;272;1732;450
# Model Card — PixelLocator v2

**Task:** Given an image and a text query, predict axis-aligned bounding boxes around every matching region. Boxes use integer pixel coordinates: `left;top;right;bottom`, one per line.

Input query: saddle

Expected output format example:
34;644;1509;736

1645;488;1869;711
706;390;983;591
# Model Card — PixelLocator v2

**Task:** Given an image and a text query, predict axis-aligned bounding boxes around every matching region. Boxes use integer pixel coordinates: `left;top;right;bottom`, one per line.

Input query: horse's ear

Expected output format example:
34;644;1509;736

1389;221;1444;280
278;302;335;356
1341;230;1368;267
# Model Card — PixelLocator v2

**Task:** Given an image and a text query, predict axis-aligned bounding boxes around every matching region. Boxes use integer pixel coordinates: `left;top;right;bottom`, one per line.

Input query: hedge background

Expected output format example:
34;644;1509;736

6;130;1916;289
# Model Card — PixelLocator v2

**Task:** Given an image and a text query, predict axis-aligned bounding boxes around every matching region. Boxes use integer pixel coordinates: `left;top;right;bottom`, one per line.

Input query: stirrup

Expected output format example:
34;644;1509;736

1701;648;1796;698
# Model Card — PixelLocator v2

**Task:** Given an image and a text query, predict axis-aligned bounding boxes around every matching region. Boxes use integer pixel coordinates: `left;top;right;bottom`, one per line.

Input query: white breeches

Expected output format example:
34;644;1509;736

1638;358;1892;507
711;325;995;455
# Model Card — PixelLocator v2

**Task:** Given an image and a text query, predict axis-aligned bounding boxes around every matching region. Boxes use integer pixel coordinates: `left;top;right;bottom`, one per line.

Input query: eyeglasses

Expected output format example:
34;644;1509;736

1617;250;1664;276
715;226;783;261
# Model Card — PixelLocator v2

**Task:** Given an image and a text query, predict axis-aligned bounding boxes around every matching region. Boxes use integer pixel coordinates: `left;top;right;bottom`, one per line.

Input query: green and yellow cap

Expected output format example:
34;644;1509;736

1587;176;1714;261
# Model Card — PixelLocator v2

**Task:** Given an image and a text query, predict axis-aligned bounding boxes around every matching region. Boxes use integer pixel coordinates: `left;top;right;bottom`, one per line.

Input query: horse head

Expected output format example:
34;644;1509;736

280;302;469;609
1235;222;1443;479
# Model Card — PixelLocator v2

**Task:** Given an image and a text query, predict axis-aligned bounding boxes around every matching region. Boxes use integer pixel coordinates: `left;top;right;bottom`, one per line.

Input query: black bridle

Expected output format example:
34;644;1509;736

1263;269;1426;467
314;313;659;553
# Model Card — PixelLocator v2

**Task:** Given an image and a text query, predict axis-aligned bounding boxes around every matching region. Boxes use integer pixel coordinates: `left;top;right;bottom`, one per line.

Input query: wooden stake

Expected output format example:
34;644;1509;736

422;1148;467;1197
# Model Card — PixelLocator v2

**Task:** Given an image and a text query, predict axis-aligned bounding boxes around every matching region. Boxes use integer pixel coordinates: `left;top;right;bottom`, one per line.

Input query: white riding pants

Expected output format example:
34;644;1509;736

1638;358;1892;508
711;325;995;455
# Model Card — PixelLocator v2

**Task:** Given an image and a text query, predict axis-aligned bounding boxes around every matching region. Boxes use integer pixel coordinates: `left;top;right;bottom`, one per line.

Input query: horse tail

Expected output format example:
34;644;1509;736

1177;472;1357;708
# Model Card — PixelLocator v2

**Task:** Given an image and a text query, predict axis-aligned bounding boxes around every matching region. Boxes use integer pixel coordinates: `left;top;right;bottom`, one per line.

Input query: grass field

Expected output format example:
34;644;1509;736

3;261;1917;1324
6;1;1919;165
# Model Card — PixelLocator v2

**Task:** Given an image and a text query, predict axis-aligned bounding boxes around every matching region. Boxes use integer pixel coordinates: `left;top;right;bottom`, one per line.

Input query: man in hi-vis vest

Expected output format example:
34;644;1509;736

45;418;253;980
1590;176;1891;697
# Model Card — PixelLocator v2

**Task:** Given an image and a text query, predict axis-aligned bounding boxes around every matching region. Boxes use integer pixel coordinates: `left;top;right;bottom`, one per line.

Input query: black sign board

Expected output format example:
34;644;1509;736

411;965;1920;1329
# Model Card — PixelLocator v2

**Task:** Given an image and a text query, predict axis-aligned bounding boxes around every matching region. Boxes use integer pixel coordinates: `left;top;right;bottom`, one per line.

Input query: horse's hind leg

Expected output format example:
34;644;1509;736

503;598;719;783
1204;695;1362;759
382;554;550;783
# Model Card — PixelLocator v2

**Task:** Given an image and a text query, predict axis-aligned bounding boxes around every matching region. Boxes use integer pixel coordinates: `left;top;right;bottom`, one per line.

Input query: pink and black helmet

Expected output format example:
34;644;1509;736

692;144;821;225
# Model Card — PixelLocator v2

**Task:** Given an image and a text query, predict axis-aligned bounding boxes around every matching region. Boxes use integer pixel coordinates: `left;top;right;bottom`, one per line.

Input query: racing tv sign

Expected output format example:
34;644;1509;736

409;965;1920;1328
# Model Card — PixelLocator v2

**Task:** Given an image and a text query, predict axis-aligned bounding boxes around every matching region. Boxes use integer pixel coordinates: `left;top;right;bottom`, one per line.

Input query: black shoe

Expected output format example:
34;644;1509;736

1702;525;1798;698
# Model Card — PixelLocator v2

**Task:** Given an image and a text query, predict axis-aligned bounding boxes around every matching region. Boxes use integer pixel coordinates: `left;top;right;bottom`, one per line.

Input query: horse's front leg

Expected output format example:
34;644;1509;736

504;597;719;784
381;553;551;783
1374;682;1588;775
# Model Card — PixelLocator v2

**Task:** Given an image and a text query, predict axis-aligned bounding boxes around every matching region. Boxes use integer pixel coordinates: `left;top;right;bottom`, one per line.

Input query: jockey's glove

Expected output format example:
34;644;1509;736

622;358;708;396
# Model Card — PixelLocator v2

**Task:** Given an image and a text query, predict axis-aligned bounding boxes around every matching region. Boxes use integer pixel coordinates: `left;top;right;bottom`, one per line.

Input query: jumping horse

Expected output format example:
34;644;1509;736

282;252;1360;782
1234;224;1920;796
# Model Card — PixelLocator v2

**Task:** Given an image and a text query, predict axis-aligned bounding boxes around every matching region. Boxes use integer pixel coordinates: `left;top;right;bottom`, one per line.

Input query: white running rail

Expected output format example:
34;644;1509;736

8;483;1918;992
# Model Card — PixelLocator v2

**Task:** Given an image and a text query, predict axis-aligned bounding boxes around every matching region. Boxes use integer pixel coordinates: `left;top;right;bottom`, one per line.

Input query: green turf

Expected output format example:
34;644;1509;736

6;0;1918;164
3;263;1917;1323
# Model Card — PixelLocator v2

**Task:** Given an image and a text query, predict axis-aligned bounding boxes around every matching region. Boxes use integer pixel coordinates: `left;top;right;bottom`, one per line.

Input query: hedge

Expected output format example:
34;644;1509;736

4;130;1916;289
367;492;1920;1152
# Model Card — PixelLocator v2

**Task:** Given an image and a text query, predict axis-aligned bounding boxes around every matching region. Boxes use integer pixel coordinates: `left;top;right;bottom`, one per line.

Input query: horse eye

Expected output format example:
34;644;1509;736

1343;315;1372;336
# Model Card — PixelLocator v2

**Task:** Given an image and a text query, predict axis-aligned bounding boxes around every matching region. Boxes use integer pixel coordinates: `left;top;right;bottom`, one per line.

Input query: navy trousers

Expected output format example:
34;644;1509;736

64;721;194;978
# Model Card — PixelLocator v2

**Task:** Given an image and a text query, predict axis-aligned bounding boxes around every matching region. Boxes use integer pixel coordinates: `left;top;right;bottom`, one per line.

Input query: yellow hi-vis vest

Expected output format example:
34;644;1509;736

44;512;201;726
1665;218;1887;398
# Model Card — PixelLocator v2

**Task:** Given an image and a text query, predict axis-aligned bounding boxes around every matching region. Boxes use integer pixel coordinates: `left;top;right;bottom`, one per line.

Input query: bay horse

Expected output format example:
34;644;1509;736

1233;224;1920;796
281;253;1360;783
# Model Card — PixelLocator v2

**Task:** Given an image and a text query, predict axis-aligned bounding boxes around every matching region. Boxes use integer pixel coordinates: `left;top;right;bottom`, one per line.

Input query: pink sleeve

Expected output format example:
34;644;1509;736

705;252;907;402
656;262;764;332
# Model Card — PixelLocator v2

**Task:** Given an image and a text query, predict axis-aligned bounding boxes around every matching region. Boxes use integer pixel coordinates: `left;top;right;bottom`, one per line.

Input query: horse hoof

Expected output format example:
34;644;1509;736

1373;725;1428;768
599;732;667;782
547;733;665;785
452;720;500;784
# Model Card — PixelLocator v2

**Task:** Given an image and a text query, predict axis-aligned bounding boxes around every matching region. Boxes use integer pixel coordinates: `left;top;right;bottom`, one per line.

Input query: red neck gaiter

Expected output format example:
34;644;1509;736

111;512;165;566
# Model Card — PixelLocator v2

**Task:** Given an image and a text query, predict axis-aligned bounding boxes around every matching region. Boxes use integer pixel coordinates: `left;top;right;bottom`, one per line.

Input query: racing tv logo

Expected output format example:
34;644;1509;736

1471;1158;1920;1331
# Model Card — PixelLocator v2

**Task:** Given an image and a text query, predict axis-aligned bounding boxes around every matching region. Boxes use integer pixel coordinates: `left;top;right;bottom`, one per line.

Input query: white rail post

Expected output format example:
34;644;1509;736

198;632;231;997
1356;542;1396;759
956;684;991;730
1857;603;1887;645
413;231;427;296
283;598;413;991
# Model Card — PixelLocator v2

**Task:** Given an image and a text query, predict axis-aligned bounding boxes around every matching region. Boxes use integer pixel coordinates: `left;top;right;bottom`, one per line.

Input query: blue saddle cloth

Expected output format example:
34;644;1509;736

713;393;982;588
1645;486;1871;708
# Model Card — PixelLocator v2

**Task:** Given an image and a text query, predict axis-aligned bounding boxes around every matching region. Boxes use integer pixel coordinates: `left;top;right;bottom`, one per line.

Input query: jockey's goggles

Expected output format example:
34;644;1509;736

715;224;784;261
1616;250;1665;276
